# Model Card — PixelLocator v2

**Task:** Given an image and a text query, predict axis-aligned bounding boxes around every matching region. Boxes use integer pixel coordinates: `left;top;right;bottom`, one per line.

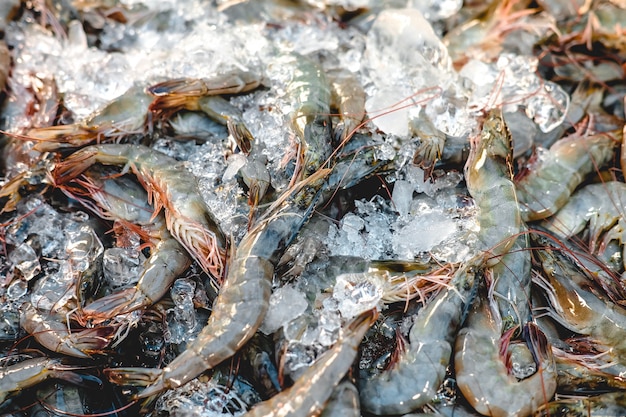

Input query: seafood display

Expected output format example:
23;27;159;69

1;1;626;416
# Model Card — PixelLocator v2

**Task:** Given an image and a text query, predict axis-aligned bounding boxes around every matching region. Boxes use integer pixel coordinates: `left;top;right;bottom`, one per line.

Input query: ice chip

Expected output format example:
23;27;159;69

365;87;410;137
393;211;457;258
333;272;384;319
9;243;40;281
6;279;28;299
103;247;145;287
168;278;198;344
260;285;308;335
525;81;570;133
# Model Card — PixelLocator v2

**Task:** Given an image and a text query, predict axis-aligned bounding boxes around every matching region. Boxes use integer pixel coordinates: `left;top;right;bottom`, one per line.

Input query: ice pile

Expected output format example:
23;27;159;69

362;7;570;141
327;166;479;264
154;375;260;417
460;53;570;132
363;8;474;138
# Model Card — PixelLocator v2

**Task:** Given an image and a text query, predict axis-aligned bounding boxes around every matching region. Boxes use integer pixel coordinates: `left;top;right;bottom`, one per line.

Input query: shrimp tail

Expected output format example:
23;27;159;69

67;326;117;356
27;124;100;152
226;118;253;155
104;367;162;388
148;78;211;97
78;289;143;325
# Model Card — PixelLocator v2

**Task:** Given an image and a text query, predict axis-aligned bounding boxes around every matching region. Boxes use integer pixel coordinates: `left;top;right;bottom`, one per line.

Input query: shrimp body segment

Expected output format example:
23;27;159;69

515;129;621;222
465;109;521;264
243;310;375;417
52;144;226;282
455;290;557;417
359;265;477;415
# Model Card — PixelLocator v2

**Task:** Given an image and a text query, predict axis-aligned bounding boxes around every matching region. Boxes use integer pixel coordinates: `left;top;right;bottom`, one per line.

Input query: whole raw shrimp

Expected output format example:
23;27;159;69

148;72;261;155
533;246;626;378
454;284;557;417
51;144;227;283
242;310;376;417
281;53;333;182
464;108;522;265
59;169;191;325
515;128;622;222
358;263;478;415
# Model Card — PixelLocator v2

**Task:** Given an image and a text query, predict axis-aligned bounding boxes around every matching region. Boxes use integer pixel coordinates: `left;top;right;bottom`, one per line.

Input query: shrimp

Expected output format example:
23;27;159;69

104;167;332;403
59;170;191;325
464;108;521;264
535;392;626;417
454;286;557;417
283;53;333;181
149;93;254;155
20;302;114;358
25;84;153;152
242;310;375;417
533;247;626;378
515;128;622;222
51;144;226;283
327;68;366;142
542;181;626;255
320;381;361;417
0;357;85;404
358;264;478;415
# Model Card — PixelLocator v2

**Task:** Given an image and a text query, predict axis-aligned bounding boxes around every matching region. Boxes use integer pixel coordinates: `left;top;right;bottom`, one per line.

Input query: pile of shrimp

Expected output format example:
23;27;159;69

1;0;626;416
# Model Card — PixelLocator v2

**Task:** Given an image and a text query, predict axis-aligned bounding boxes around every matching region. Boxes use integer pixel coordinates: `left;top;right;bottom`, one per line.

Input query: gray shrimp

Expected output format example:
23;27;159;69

283;53;333;181
454;288;556;417
359;264;478;415
20;302;113;358
26;84;153;152
464;109;522;265
533;247;626;378
0;357;84;404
